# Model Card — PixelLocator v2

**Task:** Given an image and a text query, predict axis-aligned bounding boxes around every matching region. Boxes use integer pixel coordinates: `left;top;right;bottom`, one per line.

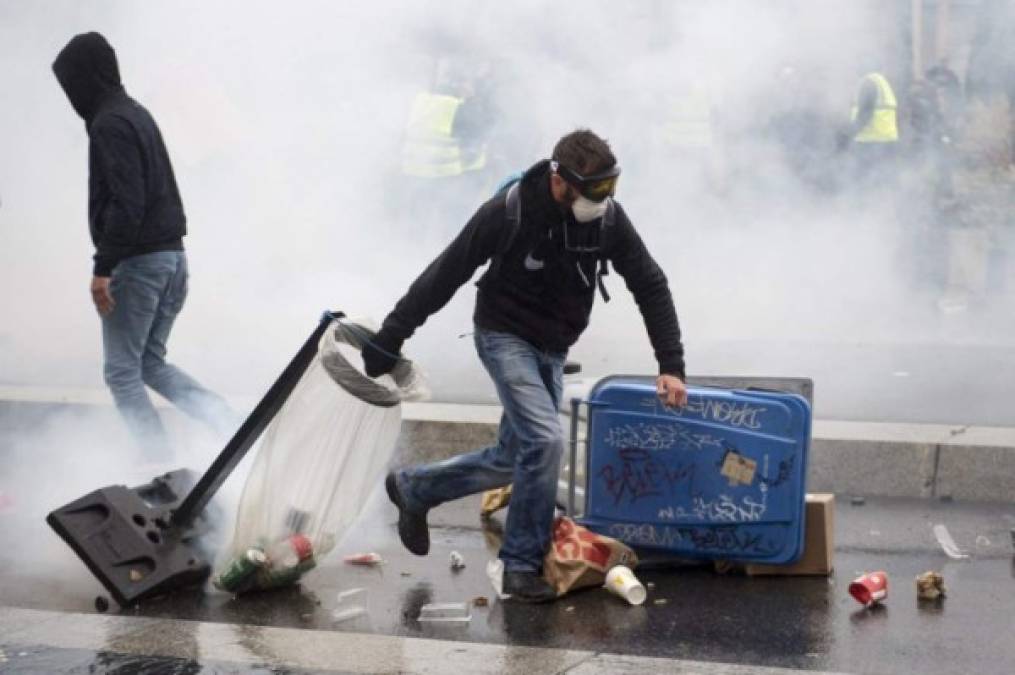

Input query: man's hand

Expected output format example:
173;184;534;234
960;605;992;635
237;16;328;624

90;276;115;316
657;374;688;408
361;329;403;378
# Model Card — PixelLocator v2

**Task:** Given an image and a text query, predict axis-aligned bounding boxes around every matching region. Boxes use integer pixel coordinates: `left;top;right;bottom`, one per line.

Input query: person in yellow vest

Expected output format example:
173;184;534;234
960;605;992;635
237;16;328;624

395;57;495;233
839;71;899;187
402;91;488;179
401;57;490;180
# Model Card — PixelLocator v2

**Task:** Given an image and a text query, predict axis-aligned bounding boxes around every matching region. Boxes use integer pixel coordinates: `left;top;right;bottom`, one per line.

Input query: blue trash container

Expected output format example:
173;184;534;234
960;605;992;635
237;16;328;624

571;376;811;565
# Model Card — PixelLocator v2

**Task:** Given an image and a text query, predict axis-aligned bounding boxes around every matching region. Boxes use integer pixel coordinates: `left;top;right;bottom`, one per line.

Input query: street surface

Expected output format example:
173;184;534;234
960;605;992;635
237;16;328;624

1;468;1013;674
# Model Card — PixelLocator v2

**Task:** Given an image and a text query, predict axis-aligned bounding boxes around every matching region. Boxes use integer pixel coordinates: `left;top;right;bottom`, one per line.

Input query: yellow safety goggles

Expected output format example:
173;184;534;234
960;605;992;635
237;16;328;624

552;161;620;202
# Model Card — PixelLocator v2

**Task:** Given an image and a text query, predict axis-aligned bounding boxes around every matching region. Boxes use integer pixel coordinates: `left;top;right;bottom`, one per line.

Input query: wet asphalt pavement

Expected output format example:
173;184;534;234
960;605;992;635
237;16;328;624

3;478;1015;674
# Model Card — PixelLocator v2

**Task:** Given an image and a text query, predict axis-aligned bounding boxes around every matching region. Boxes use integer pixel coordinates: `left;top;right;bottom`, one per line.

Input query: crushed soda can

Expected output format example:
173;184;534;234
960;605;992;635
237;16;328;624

343;552;384;566
213;548;267;593
915;571;946;600
449;551;466;570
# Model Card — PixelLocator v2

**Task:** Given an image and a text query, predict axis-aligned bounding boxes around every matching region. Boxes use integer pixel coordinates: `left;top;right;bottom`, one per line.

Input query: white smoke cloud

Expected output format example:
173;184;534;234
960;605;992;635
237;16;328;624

0;0;1013;426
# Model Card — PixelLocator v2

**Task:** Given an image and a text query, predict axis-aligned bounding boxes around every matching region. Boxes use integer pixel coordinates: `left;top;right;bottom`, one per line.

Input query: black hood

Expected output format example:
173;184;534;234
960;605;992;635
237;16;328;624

53;32;123;123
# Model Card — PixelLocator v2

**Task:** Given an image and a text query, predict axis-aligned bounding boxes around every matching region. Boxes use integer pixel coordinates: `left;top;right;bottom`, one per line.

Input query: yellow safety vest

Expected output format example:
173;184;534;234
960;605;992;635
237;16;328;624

401;92;487;178
851;73;898;143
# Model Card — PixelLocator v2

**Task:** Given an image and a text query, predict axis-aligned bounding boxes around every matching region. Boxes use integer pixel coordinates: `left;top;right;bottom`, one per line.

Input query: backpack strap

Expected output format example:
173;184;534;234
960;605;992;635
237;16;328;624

490;181;521;277
596;200;615;303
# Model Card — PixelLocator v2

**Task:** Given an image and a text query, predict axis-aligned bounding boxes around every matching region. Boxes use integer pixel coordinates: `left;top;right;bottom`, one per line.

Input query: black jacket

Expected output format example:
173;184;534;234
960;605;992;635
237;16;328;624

53;32;185;276
381;160;685;377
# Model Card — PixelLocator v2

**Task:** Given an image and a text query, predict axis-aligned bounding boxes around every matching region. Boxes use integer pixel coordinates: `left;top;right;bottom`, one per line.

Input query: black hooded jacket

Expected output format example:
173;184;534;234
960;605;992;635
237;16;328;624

53;32;185;276
380;160;685;377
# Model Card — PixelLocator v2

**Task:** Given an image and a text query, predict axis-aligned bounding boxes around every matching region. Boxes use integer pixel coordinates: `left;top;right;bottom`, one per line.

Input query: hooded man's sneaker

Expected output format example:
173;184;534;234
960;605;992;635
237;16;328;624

385;472;430;556
503;570;557;603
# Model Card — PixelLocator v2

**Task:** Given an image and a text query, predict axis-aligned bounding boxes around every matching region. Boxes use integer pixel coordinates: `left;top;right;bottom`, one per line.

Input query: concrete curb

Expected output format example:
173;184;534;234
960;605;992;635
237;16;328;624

0;606;847;675
2;390;1014;502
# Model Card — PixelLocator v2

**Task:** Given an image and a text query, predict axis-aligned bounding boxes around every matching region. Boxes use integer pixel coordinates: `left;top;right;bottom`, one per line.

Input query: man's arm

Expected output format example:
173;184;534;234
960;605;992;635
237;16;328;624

362;198;503;376
90;118;146;277
607;207;687;406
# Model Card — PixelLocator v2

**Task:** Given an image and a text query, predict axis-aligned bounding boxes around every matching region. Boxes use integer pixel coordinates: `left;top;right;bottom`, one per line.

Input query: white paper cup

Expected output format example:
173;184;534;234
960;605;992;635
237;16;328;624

605;565;646;606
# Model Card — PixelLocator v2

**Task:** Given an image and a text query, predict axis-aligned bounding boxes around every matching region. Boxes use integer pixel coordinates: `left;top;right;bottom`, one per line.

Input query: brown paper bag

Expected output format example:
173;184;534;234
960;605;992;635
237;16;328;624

543;516;638;596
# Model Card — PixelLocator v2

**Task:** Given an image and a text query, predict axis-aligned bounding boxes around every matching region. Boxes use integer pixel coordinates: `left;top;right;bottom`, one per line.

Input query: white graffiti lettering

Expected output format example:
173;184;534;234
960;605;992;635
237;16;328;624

603;423;723;452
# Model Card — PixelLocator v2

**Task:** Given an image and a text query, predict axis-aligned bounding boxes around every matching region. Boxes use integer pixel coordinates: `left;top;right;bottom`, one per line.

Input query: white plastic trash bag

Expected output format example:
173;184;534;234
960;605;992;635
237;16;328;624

213;318;426;593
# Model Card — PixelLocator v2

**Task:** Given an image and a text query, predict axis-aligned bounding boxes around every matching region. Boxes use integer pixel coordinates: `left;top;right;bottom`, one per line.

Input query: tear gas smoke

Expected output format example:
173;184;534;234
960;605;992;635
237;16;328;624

1;1;1013;427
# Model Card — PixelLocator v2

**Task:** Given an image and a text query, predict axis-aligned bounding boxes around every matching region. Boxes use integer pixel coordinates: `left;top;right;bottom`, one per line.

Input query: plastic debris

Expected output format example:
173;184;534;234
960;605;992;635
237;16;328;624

343;552;384;566
449;551;466;570
916;571;946;600
653;598;668;606
975;535;991;548
932;524;969;560
472;596;489;607
646;582;656;590
850;496;866;506
604;565;647;606
565;606;575;612
333;588;367;623
128;569;144;582
486;559;511;600
419;602;471;623
94;596;109;613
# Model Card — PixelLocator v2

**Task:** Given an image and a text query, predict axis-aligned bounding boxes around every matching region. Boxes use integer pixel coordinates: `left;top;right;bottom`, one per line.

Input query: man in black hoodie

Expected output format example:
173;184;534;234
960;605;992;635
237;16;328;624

53;32;233;459
364;129;687;602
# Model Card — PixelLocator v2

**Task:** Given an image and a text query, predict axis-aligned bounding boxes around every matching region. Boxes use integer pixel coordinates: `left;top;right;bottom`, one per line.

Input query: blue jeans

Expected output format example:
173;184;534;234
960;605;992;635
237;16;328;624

103;251;234;460
396;327;566;572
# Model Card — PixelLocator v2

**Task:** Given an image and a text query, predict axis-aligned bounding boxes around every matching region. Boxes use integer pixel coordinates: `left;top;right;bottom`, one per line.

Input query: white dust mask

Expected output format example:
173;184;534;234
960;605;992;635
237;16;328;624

572;195;609;223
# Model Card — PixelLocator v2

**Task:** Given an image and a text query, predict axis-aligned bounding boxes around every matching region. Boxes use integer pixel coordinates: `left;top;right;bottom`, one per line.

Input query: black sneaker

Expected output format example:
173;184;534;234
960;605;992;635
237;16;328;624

385;472;430;556
503;570;557;603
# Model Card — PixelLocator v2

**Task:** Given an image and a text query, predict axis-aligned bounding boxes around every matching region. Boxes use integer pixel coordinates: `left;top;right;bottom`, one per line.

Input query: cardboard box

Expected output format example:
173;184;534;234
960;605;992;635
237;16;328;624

746;493;835;576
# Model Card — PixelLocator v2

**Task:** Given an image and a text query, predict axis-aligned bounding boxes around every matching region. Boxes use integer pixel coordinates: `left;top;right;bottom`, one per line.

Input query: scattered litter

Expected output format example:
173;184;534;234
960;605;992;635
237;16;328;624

400;571;412;577
486;559;511;600
94;596;109;613
932;524;969;560
472;596;489;607
975;535;991;548
915;571;946;600
332;588;367;623
343;552;384;566
848;571;888;606
850;496;866;506
449;551;466;570
604;565;647;606
653;598;668;606
128;569;144;582
646;582;656;590
565;605;575;613
419;602;471;623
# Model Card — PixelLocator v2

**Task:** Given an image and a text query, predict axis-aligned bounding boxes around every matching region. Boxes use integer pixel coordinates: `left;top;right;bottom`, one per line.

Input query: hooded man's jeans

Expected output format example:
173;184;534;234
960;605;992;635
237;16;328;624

395;327;565;572
102;251;234;459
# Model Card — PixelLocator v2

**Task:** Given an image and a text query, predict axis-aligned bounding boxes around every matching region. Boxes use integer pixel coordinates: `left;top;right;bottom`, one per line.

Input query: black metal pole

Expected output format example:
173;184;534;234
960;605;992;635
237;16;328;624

171;312;340;528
